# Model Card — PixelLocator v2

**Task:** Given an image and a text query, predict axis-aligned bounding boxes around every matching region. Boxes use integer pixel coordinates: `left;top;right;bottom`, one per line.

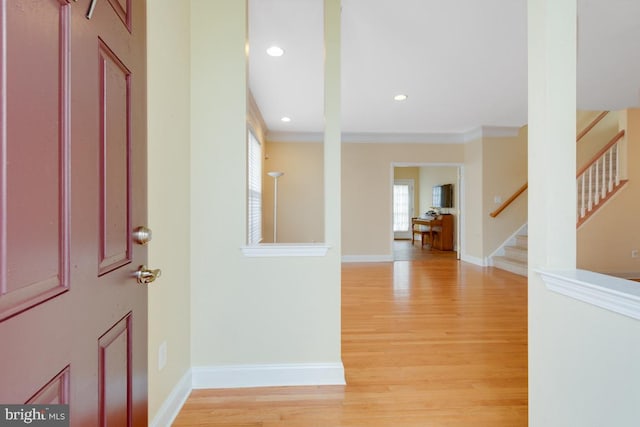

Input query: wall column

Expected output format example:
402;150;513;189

528;0;577;424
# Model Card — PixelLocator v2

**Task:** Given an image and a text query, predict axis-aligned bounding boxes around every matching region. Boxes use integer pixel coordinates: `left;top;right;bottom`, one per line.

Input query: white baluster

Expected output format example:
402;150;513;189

615;142;620;186
602;153;607;199
593;162;600;206
608;146;613;192
588;167;593;211
580;174;586;218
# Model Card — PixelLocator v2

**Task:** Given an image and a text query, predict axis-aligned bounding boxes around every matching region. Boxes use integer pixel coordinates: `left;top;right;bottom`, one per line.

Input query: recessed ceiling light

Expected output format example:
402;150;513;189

266;46;285;57
281;116;291;123
394;94;408;101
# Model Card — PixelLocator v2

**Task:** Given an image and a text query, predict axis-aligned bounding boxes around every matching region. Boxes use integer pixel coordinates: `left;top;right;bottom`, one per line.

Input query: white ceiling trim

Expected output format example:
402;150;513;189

266;126;521;144
267;131;324;143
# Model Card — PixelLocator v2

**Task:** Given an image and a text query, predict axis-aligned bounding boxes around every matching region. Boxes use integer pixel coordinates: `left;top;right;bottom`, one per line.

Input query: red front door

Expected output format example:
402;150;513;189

0;0;148;424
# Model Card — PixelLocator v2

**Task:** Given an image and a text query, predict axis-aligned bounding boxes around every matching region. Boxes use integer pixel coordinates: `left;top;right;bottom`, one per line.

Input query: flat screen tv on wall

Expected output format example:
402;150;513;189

432;184;454;208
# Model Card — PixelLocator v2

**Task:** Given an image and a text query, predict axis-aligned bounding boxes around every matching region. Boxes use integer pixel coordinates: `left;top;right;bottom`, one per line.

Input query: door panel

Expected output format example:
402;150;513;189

1;0;70;321
108;0;130;30
27;367;70;405
99;314;132;426
98;40;132;275
0;0;148;424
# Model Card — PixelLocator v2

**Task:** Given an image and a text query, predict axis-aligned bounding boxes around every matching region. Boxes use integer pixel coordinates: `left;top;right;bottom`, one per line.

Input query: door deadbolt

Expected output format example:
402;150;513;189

135;265;162;285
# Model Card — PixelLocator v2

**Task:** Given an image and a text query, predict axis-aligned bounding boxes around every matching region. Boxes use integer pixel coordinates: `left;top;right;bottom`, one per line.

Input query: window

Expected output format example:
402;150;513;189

247;129;262;244
393;183;411;232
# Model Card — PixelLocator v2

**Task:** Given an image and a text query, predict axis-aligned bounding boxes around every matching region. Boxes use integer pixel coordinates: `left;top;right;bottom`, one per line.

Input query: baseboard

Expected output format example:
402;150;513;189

149;370;193;427
192;362;346;389
341;254;393;263
461;254;488;267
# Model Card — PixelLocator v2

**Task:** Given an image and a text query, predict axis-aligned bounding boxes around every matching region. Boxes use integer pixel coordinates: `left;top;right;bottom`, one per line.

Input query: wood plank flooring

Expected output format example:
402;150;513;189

173;244;528;426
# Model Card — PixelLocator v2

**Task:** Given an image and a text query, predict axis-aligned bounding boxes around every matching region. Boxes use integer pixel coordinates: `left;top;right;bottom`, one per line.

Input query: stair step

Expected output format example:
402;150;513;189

493;256;527;277
504;245;528;262
515;234;528;249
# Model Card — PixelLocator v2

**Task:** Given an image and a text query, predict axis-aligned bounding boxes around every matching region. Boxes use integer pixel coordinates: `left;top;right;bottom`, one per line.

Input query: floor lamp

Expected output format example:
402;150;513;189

267;171;284;243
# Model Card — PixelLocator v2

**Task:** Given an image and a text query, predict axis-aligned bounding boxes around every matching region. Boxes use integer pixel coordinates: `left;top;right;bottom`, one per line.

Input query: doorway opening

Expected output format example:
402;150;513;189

392;164;463;261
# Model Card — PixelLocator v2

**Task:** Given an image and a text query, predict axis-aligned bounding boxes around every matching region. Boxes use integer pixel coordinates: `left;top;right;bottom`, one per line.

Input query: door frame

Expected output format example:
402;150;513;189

391;162;464;260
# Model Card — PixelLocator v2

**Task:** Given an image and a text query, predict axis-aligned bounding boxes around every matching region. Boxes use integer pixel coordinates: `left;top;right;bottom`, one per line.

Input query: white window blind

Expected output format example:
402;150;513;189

247;130;262;244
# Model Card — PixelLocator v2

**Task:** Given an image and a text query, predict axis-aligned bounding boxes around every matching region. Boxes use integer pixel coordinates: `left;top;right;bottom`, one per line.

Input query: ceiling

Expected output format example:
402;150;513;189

248;0;640;142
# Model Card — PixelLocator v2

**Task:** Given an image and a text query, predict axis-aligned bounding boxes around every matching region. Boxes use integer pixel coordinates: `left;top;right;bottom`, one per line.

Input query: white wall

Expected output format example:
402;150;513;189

147;0;192;421
189;0;341;381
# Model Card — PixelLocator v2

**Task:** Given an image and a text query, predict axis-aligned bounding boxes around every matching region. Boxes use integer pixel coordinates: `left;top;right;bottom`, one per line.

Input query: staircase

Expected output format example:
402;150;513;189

576;130;627;226
492;233;528;277
489;112;628;276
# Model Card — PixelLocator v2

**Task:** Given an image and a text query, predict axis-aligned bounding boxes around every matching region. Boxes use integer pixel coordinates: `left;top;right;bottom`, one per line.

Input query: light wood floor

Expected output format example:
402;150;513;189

393;239;458;261
173;245;528;426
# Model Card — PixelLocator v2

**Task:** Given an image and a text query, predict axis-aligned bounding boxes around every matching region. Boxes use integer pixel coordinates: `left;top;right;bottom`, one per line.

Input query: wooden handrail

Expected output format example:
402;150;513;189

490;111;614;218
576;111;609;142
489;183;528;218
576;130;625;177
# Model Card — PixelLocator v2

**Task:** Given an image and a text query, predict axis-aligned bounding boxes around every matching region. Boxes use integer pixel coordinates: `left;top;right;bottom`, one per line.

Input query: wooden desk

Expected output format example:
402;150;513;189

412;215;454;251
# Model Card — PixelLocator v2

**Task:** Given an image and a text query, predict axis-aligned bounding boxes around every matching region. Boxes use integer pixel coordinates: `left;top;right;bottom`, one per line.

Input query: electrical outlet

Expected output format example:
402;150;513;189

632;249;639;258
158;341;167;371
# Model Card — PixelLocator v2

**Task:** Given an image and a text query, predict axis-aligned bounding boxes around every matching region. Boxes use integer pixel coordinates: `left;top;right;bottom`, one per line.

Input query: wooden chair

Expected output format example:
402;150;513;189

429;216;443;249
411;217;431;248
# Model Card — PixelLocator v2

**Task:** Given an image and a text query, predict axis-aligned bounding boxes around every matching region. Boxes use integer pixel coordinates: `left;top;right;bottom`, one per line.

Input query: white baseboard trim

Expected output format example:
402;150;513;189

461;254;488;267
192;362;346;389
149;370;193;427
342;254;393;263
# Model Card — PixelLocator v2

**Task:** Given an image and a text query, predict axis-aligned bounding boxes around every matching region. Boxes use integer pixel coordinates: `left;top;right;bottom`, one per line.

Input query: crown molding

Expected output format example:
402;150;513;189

342;132;470;144
266;126;522;144
267;131;325;143
480;125;523;138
